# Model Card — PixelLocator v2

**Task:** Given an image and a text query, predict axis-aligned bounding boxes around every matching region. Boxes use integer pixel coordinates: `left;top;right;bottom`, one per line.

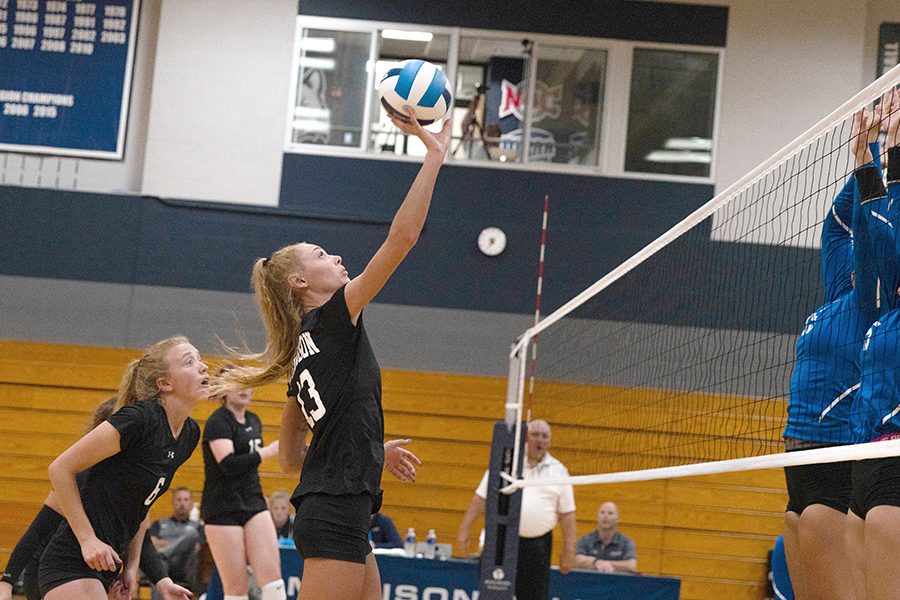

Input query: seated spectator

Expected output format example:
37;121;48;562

147;487;203;598
574;502;637;573
269;490;295;540
369;511;403;549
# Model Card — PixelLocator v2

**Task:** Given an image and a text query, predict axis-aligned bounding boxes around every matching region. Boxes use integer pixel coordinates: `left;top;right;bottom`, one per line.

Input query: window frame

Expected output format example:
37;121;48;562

285;15;724;184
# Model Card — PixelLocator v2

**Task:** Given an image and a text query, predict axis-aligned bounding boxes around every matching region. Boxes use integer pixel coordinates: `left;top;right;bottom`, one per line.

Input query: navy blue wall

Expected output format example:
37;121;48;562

298;0;728;47
0;161;708;312
279;155;717;313
3;156;822;337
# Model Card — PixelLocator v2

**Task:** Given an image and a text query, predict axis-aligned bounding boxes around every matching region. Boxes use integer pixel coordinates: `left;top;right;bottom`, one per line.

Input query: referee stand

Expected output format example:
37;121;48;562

477;421;525;600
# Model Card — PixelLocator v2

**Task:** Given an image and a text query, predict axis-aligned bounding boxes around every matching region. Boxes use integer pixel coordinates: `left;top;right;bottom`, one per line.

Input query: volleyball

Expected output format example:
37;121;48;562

378;59;452;125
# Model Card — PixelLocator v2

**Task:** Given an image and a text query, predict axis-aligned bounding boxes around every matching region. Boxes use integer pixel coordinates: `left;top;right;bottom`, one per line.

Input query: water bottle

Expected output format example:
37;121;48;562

404;527;417;557
424;529;437;559
189;502;200;524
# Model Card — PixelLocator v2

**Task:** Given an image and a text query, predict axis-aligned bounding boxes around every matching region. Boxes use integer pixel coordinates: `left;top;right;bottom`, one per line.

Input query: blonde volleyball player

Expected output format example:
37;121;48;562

216;106;448;600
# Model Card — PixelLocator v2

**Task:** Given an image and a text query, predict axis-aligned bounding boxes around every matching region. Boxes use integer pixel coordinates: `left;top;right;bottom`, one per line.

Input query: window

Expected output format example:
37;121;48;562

287;17;721;182
369;30;451;157
532;45;606;165
452;35;528;163
292;29;372;147
625;49;718;177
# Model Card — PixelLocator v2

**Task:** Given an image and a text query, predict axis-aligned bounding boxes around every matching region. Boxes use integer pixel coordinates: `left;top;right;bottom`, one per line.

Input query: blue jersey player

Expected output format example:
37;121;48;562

781;124;881;600
846;90;900;600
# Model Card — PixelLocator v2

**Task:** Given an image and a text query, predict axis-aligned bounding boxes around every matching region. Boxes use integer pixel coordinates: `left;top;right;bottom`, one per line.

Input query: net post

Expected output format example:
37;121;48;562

477;421;526;600
506;332;531;481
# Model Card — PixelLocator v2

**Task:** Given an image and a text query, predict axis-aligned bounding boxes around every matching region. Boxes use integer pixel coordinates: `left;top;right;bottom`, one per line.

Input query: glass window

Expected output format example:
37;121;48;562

452;36;529;163
625;49;718;177
532;45;606;165
286;18;720;182
368;30;451;157
291;29;372;147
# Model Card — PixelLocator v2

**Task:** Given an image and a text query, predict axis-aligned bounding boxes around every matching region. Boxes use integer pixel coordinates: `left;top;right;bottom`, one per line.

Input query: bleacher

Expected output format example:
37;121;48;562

0;340;786;600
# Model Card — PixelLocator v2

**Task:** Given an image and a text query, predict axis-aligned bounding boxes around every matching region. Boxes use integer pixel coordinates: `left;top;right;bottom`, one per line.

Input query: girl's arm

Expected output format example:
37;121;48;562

822;135;881;300
279;397;309;474
821;173;857;302
208;437;261;475
0;502;65;598
118;517;150;599
344;110;452;322
47;422;122;571
852;107;894;313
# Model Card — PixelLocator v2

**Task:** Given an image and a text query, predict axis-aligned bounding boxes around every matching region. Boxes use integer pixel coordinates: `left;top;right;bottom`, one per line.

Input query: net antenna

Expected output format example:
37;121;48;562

525;195;551;422
502;64;900;493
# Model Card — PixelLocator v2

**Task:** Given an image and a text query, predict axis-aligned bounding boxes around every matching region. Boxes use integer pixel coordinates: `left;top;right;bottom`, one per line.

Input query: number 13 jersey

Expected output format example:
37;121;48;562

287;285;385;506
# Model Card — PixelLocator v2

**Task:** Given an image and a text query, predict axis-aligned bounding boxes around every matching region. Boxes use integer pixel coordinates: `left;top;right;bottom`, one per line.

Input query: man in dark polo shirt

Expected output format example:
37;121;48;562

147;487;203;598
574;502;637;573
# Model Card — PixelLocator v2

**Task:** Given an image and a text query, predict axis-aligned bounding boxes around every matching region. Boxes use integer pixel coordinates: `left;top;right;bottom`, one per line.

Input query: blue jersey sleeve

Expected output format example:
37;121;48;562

885;177;900;309
852;171;882;323
857;145;897;311
821;175;855;302
824;142;882;302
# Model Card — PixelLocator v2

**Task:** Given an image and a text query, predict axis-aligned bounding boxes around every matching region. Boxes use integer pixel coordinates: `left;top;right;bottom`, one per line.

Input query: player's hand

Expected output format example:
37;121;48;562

80;535;121;572
0;581;14;600
851;107;879;167
885;87;900;150
389;107;452;158
384;438;422;482
110;568;137;600
156;577;194;600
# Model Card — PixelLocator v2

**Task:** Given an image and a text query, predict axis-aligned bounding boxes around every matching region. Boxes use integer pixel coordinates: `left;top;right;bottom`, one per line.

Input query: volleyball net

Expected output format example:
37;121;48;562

502;64;900;491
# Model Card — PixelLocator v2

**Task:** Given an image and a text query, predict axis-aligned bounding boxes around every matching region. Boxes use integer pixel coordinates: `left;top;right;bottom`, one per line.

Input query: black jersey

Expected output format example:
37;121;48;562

286;285;384;504
200;406;267;518
52;401;199;556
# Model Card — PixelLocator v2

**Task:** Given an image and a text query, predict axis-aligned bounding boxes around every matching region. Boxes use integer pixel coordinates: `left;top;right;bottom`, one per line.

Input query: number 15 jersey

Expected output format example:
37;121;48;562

287;285;385;505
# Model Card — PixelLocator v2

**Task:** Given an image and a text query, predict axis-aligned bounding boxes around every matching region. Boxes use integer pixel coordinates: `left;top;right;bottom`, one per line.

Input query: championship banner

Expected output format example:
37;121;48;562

0;0;140;159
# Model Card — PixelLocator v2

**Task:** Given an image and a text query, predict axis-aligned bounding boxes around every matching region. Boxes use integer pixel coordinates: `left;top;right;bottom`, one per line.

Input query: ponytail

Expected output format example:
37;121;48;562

215;245;305;394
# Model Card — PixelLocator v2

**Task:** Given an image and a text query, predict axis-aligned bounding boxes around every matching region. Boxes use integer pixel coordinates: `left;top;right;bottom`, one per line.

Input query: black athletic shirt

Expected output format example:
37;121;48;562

56;401;199;556
200;406;267;518
286;285;384;505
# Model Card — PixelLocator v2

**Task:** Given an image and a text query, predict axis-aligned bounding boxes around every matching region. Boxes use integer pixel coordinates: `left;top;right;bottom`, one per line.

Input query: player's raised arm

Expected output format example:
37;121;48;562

344;109;451;322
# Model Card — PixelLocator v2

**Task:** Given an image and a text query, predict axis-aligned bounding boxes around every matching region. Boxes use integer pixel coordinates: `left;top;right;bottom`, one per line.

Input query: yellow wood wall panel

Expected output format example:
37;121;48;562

0;341;787;600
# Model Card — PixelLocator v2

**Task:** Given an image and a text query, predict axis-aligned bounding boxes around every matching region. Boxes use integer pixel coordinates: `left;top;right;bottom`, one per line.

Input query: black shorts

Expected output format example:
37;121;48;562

38;525;120;596
293;492;374;564
204;508;267;527
784;447;853;514
850;456;900;518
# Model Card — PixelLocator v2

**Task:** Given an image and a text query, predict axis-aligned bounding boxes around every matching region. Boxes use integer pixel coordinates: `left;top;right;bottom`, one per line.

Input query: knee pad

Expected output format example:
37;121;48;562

261;579;286;600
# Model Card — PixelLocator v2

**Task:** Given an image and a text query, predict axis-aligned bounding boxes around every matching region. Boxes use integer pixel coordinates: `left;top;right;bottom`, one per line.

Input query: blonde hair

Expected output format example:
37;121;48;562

116;336;191;409
216;244;306;393
270;489;291;503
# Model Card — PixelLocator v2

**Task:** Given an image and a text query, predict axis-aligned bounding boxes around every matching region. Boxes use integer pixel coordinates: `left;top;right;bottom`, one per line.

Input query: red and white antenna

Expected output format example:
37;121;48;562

526;195;550;422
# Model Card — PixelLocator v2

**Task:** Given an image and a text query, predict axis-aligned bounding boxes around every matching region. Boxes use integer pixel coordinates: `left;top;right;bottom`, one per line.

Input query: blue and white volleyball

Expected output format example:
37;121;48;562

378;59;452;125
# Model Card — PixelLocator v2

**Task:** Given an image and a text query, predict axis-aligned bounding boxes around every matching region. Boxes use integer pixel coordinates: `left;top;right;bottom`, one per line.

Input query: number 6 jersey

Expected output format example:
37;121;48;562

287;285;385;507
51;400;200;557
